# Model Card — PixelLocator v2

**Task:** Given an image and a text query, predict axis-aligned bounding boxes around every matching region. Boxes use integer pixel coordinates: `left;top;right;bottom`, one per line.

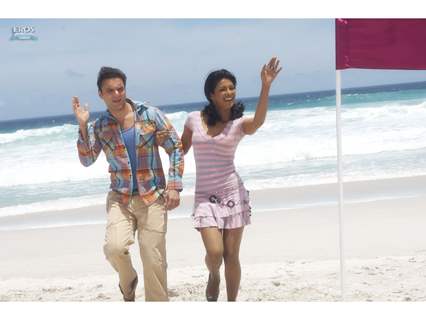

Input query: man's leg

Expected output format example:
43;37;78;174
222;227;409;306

103;192;138;299
135;196;168;301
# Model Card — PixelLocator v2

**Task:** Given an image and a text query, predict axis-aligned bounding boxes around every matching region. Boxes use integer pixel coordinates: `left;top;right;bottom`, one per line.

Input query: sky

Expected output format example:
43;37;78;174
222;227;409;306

1;18;426;121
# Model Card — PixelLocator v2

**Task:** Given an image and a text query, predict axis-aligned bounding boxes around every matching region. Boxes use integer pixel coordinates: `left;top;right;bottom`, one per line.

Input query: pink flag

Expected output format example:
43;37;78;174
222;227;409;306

336;19;426;70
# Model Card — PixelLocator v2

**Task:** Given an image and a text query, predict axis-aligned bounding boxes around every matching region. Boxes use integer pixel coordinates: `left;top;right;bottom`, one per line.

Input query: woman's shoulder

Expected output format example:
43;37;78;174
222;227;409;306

188;111;202;123
230;116;246;137
188;111;201;118
185;111;201;129
232;115;246;126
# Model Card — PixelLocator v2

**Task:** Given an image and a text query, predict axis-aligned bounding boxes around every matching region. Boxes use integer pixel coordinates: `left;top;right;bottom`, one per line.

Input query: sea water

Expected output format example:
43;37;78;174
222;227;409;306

1;81;426;223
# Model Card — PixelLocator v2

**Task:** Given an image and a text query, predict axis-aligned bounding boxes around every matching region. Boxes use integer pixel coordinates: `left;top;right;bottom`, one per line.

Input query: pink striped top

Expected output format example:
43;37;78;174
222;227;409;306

184;111;247;209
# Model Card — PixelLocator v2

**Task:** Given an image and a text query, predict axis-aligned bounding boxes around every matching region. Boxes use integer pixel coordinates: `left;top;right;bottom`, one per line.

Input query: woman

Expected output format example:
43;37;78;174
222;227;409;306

181;57;281;301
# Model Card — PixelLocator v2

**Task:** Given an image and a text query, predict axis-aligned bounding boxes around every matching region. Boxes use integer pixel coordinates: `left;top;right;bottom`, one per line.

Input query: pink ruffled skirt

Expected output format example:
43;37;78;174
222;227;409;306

192;187;251;230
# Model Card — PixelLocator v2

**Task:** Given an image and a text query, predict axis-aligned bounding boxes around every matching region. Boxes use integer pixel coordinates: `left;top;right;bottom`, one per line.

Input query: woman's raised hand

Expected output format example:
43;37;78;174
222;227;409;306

261;57;282;87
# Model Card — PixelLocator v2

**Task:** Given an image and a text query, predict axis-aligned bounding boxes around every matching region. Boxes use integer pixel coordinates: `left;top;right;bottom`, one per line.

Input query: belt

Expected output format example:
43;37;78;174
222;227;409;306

208;195;237;208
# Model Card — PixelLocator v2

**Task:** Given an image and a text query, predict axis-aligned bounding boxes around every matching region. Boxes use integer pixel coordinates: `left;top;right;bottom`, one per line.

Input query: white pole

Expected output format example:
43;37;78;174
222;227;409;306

336;70;345;300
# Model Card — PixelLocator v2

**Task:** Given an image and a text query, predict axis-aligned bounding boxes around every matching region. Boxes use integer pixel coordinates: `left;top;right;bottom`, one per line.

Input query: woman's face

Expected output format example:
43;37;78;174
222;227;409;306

210;78;236;112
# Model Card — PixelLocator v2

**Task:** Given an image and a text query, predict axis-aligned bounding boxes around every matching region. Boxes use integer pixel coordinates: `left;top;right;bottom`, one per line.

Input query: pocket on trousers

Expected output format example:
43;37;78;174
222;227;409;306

145;198;168;233
106;191;113;213
105;191;127;227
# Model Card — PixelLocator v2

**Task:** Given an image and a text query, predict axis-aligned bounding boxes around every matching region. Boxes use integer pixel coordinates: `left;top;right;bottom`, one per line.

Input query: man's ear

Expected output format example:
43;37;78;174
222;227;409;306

98;89;103;99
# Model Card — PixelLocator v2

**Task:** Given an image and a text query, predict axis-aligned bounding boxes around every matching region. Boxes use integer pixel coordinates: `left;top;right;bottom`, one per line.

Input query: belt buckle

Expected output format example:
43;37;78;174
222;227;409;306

209;195;220;204
226;200;235;208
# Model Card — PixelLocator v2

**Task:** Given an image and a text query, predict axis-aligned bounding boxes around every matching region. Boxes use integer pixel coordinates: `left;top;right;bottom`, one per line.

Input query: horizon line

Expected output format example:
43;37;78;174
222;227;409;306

2;79;425;123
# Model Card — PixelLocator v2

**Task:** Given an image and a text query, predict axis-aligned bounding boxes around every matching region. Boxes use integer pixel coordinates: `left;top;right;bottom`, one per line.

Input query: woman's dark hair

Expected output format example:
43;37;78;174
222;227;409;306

202;69;244;126
97;66;127;92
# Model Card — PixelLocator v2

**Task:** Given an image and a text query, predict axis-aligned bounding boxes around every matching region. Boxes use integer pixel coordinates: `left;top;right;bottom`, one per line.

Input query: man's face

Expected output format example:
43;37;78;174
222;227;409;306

98;78;126;113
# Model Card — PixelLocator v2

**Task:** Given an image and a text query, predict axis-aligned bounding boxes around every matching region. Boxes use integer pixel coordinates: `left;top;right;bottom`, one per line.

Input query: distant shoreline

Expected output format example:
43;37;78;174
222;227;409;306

1;174;426;232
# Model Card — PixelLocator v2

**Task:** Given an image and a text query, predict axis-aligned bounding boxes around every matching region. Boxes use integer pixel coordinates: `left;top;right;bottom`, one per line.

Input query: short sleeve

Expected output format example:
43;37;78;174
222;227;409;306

184;112;194;131
235;116;246;139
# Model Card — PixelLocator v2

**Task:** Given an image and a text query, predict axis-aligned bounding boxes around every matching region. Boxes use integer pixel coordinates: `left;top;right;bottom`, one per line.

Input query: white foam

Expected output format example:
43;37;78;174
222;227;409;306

1;100;426;197
0;141;109;187
164;110;187;123
0;124;76;145
236;101;426;165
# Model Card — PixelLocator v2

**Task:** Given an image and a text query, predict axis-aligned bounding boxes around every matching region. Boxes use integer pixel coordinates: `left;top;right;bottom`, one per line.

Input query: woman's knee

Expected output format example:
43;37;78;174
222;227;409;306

206;247;224;266
223;250;240;265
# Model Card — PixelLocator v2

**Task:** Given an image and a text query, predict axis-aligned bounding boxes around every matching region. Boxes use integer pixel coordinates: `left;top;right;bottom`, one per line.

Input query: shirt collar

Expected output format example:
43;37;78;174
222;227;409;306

104;98;137;121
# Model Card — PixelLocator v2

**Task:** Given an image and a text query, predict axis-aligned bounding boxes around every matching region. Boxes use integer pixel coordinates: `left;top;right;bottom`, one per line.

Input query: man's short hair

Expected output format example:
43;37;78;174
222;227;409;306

97;66;127;91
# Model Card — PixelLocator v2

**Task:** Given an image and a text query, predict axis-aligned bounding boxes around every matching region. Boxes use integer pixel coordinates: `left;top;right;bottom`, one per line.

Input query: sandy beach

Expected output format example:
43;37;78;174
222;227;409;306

1;176;426;301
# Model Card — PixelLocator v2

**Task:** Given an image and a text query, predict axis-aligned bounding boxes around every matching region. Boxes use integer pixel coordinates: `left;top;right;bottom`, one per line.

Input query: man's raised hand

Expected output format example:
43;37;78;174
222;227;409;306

72;96;90;125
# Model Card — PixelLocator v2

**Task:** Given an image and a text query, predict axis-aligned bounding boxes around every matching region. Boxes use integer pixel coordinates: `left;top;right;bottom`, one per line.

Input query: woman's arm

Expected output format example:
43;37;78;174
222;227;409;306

242;57;282;135
181;125;193;155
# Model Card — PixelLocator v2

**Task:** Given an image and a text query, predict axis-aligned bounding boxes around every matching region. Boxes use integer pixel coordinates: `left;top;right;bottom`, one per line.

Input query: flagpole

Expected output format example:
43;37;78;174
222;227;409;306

336;69;345;300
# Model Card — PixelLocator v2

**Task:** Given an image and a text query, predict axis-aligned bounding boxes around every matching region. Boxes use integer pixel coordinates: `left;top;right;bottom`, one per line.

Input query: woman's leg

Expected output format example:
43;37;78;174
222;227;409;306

223;227;244;301
200;227;224;300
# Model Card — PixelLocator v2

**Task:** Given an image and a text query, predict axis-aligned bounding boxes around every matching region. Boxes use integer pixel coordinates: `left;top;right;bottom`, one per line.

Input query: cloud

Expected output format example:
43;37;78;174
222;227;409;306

65;69;85;78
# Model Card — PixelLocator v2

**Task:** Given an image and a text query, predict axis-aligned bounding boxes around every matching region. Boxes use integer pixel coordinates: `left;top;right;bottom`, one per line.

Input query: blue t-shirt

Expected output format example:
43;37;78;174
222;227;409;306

121;126;138;192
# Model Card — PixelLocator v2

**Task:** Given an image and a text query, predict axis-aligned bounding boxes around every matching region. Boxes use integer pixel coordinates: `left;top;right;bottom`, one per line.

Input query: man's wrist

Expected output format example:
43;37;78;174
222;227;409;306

167;189;181;193
166;181;182;192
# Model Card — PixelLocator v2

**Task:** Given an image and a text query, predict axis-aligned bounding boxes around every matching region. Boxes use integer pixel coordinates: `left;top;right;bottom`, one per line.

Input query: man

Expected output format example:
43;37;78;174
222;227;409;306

72;66;184;302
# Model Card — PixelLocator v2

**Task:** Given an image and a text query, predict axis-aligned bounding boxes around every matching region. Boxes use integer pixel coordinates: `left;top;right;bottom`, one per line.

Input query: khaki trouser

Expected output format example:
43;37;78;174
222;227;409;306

103;191;168;301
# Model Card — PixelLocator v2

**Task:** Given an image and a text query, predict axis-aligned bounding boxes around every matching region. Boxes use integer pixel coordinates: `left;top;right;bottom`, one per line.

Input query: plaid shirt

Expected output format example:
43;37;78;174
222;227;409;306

77;99;184;205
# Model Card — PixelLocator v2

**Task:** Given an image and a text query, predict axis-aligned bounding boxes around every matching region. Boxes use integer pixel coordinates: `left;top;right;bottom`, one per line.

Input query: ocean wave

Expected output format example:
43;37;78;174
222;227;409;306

164;110;188;121
0;154;109;187
1;99;425;188
0;124;77;145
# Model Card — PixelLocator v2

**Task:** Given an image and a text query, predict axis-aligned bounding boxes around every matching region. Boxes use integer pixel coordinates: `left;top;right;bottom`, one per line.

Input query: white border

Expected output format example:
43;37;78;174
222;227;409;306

3;302;426;320
2;0;426;18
